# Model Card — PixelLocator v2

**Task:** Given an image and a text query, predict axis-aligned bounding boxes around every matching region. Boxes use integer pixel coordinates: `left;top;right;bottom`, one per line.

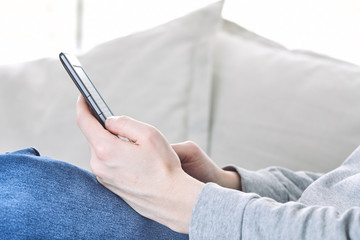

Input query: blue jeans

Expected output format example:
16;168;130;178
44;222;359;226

0;148;188;239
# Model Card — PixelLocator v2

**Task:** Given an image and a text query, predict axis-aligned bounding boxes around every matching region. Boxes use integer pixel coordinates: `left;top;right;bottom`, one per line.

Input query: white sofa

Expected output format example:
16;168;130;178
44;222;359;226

1;1;360;173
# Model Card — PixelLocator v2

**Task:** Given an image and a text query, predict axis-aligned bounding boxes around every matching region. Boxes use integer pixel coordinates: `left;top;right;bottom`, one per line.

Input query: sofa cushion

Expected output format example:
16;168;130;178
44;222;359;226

209;19;360;172
0;1;223;169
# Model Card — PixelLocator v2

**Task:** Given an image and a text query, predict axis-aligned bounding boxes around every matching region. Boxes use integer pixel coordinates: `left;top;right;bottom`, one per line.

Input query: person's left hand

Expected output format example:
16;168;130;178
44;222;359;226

76;96;204;234
172;141;241;190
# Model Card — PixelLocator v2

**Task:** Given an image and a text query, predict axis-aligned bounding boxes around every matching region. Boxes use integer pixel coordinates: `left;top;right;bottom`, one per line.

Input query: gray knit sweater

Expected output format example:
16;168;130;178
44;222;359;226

190;146;360;239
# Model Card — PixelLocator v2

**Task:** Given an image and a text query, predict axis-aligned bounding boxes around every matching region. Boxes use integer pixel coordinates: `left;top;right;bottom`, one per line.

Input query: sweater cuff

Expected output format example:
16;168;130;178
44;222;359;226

223;165;269;193
224;165;290;202
189;183;258;239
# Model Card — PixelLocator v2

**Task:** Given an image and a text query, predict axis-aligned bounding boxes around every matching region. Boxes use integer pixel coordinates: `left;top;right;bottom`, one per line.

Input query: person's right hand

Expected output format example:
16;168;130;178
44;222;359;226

171;141;242;190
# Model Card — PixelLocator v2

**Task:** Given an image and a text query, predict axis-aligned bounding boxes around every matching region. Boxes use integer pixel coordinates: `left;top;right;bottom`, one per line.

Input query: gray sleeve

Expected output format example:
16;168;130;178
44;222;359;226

225;165;322;202
190;183;360;240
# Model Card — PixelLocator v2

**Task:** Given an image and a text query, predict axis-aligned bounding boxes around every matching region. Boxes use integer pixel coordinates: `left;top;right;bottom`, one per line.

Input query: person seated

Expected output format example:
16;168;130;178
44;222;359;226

1;96;359;239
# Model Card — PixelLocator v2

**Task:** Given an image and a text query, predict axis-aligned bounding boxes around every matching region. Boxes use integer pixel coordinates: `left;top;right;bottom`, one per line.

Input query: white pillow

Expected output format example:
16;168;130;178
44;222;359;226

209;19;360;172
0;1;223;169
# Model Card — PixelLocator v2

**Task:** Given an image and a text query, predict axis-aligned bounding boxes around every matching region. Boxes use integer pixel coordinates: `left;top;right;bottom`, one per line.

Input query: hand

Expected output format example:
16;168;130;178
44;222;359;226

76;96;204;233
172;141;241;190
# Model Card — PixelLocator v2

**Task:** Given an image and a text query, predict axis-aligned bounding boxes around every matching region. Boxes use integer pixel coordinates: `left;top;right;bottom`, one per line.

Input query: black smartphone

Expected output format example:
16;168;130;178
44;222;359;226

59;52;131;142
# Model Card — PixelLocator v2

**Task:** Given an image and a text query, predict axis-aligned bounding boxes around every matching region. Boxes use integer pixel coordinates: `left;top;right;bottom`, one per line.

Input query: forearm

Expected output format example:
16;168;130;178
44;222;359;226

226;165;323;202
190;183;360;239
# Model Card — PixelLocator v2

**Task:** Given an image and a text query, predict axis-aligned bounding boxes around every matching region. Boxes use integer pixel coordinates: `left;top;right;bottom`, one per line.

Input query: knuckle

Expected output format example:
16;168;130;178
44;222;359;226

184;141;200;154
142;126;159;143
93;142;111;161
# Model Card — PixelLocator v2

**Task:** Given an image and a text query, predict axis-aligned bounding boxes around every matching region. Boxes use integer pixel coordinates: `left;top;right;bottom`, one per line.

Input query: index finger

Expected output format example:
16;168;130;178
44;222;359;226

76;95;114;146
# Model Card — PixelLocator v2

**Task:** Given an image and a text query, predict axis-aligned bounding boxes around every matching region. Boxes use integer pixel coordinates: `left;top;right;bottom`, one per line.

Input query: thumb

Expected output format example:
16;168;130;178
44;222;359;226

105;116;154;144
172;141;199;163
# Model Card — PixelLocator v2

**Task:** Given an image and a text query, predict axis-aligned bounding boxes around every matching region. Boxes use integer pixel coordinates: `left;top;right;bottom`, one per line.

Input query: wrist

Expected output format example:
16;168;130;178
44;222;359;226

157;171;205;234
219;169;242;190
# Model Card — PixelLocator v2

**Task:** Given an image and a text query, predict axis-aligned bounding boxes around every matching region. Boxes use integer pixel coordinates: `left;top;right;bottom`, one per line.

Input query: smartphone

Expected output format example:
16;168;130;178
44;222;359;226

59;52;131;142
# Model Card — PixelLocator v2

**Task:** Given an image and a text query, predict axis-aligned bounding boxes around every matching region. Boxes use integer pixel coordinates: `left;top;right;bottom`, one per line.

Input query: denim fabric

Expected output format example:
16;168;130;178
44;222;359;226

0;148;188;240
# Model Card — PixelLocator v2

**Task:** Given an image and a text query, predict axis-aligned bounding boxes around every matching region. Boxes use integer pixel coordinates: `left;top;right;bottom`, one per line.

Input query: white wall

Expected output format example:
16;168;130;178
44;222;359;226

0;0;77;64
81;0;218;50
0;0;359;65
223;0;360;65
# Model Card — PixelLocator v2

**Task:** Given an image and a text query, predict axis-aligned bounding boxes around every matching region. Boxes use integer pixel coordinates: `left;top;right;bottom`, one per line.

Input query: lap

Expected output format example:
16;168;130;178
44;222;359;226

0;148;188;240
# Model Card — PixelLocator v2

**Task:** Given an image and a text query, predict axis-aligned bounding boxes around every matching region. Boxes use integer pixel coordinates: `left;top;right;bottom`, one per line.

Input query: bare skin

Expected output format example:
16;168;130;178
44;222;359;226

76;96;241;233
172;141;241;191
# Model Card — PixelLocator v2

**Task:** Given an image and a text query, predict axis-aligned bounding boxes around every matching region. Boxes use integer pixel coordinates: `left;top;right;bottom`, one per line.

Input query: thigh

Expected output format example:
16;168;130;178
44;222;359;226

0;148;188;240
